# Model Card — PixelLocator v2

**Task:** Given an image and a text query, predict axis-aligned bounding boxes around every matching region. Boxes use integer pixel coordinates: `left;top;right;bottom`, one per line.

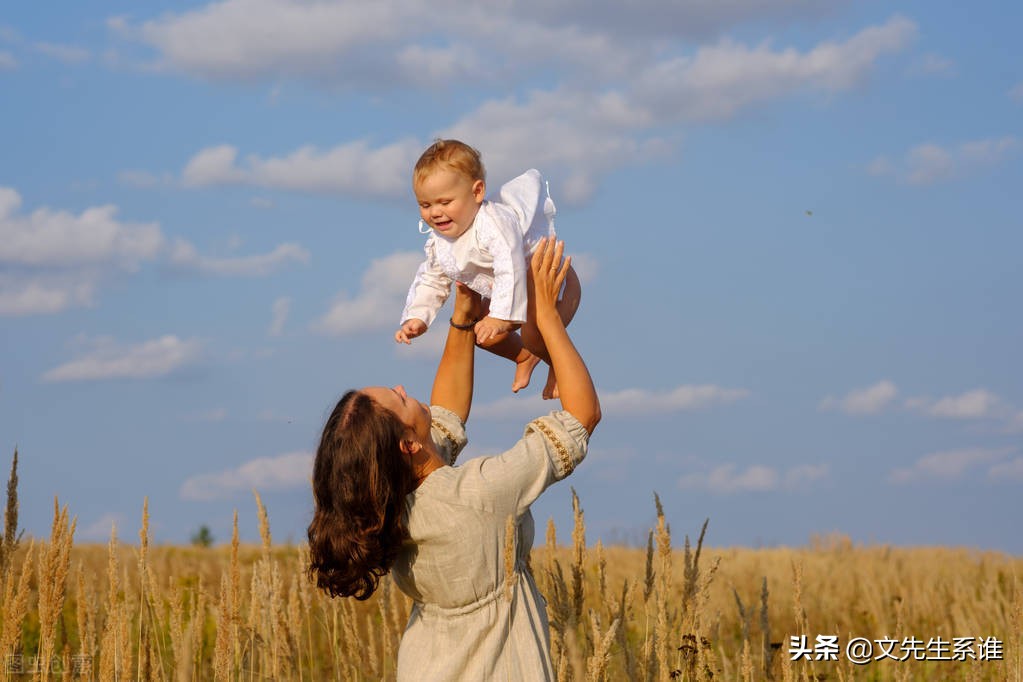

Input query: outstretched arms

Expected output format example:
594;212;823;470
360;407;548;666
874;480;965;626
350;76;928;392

529;238;600;434
430;283;484;424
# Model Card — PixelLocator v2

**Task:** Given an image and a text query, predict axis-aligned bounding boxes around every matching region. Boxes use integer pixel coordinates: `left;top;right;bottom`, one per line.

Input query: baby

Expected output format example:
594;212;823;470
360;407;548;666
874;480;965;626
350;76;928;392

395;139;580;397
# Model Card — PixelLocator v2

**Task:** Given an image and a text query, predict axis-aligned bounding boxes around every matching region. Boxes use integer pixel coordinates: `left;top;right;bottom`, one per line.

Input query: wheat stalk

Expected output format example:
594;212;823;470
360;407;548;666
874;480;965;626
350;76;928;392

570;488;586;627
0;540;34;661
0;448;19;578
584;610;619;682
652;493;672;679
37;498;77;682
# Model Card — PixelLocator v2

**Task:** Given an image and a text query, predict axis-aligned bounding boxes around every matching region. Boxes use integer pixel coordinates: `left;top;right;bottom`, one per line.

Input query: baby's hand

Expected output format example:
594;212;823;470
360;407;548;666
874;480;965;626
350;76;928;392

395;319;427;344
474;316;514;345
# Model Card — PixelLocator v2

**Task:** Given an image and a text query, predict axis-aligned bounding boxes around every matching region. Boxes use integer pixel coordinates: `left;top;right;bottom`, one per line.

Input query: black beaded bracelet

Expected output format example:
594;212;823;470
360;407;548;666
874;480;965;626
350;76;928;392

449;317;477;331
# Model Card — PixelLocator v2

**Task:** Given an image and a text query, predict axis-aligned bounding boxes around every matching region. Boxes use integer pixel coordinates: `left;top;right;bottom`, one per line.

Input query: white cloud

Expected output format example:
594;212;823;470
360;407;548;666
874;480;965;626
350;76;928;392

0;51;15;70
312;251;422;336
888;447;1012;484
269;296;290;336
928;389;1000;419
168;239;309;276
600;384;750;415
0;187;164;269
41;335;203;383
181;140;421;198
679;462;828;493
119;0;409;81
117;0;845;83
679;464;778;493
394;44;487;82
910;388;1002;420
517;0;846;40
0;274;96;316
1009;82;1023;102
34;42;90;64
0;187;303;316
632;16;917;121
440;91;665;203
872;136;1019;185
151;11;911;202
180;451;312;500
988;457;1023;481
474;383;749;419
819;380;897;415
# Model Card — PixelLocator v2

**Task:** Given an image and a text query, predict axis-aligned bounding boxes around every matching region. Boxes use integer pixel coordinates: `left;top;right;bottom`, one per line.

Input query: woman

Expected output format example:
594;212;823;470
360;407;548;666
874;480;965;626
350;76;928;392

308;238;600;680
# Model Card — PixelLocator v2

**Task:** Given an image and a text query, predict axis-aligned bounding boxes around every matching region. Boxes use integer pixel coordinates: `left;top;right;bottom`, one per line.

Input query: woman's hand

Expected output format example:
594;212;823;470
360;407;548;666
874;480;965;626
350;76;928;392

451;282;484;326
527;237;600;434
432;282;480;423
529;237;571;319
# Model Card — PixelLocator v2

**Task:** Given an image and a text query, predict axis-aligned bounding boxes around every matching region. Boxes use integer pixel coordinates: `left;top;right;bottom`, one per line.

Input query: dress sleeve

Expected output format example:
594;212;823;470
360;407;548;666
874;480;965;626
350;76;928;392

401;239;453;327
478;207;528;323
453;410;588;517
429;405;467;466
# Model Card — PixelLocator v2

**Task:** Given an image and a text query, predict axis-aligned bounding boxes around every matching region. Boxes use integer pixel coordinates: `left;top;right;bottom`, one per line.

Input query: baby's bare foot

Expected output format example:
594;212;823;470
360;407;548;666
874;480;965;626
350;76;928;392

542;367;560;400
512;354;542;393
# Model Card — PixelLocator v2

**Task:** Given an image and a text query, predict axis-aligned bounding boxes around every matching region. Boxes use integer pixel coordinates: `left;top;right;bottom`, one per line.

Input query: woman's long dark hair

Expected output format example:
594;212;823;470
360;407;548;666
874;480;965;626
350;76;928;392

307;390;418;600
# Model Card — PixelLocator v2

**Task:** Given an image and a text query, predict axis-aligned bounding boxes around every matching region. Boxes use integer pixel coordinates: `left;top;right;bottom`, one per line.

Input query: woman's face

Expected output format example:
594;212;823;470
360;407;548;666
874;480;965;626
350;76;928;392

361;385;430;438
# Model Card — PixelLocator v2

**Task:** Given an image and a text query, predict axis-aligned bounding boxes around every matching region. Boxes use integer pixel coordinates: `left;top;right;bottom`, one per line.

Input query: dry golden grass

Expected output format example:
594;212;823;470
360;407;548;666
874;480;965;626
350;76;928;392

1;451;1020;681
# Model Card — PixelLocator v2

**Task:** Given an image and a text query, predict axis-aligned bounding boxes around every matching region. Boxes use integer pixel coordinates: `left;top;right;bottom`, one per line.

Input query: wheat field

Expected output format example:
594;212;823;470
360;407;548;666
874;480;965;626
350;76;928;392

1;451;1020;681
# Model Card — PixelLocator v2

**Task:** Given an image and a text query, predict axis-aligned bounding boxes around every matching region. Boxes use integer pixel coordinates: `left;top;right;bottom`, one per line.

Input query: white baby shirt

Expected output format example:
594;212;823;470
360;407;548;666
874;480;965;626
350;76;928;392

401;169;556;327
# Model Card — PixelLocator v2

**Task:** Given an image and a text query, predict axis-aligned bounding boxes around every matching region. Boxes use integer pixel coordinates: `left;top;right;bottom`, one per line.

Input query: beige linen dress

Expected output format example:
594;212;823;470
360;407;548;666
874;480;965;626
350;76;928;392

391;405;589;681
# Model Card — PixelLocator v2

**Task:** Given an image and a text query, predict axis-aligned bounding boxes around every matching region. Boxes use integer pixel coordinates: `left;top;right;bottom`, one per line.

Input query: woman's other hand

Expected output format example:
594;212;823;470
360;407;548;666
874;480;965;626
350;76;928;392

529;238;570;320
528;237;599;434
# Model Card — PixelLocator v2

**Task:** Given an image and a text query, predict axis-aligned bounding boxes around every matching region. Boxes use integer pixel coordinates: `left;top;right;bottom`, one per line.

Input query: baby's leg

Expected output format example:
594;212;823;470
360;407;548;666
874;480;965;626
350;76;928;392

557;265;581;327
478;330;542;393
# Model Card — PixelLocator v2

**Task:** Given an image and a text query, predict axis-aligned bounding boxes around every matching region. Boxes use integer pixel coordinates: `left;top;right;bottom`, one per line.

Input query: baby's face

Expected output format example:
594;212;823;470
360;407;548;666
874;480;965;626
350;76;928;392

414;168;485;239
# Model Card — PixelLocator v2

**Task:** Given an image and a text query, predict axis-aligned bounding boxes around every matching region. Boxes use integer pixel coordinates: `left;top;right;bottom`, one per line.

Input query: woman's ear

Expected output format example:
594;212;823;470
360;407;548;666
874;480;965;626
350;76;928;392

400;438;423;456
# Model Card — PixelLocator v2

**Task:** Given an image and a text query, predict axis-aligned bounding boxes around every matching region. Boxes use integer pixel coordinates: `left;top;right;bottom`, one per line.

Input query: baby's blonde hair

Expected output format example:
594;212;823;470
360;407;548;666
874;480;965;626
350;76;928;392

413;139;485;188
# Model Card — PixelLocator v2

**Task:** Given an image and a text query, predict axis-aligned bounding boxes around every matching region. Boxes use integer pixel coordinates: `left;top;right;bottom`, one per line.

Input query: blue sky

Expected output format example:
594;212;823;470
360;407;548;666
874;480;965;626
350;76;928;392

2;1;1021;552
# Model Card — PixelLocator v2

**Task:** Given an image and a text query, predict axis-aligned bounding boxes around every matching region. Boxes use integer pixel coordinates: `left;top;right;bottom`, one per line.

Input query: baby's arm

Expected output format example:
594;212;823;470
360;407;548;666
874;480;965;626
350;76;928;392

397;251;452;343
395;319;427;344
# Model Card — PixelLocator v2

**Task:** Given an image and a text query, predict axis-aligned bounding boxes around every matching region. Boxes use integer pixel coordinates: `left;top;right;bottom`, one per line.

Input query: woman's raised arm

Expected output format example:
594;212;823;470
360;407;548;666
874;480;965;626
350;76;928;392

430;282;483;423
530;238;601;434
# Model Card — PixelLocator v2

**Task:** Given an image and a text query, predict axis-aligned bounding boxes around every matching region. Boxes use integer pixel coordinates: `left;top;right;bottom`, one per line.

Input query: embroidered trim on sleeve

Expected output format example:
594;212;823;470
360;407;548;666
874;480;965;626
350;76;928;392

431;419;459;464
531;418;575;476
